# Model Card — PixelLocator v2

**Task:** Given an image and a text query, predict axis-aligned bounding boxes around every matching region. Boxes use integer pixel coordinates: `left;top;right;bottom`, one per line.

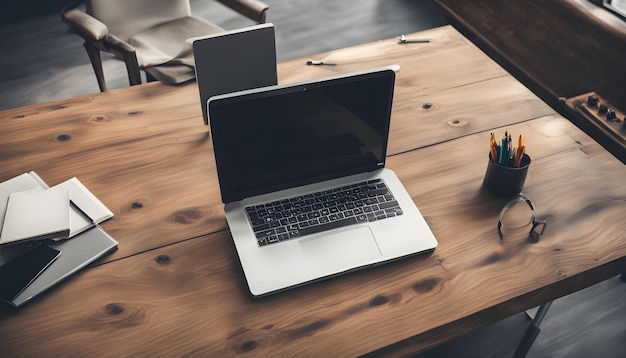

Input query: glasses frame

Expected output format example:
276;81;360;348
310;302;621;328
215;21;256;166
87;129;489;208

497;193;547;241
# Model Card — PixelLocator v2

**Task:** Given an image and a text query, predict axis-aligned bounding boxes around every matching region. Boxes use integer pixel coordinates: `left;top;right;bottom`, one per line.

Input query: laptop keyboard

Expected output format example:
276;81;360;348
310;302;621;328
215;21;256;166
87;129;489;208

245;179;403;246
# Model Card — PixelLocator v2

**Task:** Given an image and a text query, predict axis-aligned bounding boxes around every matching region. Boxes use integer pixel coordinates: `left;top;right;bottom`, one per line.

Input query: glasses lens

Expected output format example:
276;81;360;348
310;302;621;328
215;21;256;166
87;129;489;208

499;199;533;229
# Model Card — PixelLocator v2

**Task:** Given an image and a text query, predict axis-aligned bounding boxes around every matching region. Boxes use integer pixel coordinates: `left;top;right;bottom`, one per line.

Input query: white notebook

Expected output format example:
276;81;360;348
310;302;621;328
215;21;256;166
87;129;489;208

0;173;114;245
0;186;71;244
54;177;114;237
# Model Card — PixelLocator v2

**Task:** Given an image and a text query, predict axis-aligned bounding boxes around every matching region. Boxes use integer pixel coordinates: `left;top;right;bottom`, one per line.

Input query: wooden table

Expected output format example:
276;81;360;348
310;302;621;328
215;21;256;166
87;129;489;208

1;25;625;357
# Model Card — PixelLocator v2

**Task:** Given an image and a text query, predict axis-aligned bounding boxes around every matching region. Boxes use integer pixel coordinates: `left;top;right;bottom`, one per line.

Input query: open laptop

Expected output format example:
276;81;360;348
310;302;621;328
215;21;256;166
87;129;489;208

193;23;277;125
208;67;438;296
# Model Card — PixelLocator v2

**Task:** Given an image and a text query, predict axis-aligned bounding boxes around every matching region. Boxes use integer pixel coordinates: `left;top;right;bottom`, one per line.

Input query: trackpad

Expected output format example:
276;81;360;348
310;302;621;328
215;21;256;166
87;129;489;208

300;226;382;273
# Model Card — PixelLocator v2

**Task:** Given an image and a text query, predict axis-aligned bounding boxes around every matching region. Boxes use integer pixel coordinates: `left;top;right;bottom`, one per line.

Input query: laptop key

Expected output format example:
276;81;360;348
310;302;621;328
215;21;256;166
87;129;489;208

251;219;265;226
378;200;399;210
250;179;403;246
298;217;357;236
368;188;389;196
253;223;270;232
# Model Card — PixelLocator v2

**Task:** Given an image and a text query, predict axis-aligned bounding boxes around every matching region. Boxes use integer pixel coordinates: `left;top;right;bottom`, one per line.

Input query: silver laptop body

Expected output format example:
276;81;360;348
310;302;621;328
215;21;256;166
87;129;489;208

208;67;437;296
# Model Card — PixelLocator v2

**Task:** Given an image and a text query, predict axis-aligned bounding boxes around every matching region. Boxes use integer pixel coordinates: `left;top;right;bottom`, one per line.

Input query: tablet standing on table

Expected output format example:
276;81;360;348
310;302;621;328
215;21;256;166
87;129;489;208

192;23;278;125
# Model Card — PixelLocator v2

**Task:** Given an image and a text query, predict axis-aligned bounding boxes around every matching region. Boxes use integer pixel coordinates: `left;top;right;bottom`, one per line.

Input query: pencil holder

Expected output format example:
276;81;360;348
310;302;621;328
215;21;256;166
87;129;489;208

482;153;531;197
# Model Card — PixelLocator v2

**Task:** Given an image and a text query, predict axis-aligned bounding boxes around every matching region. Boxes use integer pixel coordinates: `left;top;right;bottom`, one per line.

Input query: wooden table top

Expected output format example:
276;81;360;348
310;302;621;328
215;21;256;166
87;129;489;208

1;25;625;357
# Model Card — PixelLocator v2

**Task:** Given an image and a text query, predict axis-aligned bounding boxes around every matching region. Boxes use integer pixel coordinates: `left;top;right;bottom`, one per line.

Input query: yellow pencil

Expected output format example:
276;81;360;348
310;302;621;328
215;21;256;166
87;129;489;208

490;133;497;161
515;145;525;167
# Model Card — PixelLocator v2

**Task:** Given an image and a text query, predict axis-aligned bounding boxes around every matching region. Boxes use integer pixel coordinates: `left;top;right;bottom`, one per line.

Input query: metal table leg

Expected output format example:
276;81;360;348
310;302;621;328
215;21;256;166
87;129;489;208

513;301;553;358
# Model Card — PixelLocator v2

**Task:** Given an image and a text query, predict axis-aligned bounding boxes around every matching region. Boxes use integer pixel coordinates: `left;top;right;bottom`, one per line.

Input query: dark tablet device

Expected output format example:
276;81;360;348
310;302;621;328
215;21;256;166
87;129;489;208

0;244;60;302
193;23;277;125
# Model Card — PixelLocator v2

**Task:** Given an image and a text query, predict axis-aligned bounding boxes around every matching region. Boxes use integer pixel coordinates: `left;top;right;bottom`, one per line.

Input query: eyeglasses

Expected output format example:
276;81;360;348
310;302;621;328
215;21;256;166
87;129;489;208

498;193;547;242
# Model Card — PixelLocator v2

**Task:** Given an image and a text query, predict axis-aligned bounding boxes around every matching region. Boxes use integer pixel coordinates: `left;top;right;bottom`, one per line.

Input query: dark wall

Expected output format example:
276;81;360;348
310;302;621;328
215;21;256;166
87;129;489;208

2;0;68;24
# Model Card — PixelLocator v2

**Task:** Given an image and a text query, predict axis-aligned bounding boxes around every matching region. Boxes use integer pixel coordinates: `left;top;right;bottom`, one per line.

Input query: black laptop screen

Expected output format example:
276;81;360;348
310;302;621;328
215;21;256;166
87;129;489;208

209;69;395;203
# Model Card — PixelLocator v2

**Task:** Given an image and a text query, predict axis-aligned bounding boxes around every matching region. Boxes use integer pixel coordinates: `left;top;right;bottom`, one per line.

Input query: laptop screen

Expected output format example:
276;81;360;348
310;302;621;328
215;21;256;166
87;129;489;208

209;69;396;203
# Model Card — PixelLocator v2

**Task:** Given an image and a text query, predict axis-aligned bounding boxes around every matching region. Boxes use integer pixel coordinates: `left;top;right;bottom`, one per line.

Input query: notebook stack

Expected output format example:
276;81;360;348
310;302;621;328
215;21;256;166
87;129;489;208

0;171;118;307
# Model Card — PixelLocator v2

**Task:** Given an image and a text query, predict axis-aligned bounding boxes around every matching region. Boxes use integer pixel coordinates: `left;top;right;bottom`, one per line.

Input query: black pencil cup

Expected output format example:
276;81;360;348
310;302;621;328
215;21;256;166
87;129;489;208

482;153;531;197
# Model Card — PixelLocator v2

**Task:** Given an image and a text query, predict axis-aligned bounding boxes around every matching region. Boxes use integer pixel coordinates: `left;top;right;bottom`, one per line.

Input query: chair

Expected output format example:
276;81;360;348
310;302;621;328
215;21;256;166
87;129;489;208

61;0;269;91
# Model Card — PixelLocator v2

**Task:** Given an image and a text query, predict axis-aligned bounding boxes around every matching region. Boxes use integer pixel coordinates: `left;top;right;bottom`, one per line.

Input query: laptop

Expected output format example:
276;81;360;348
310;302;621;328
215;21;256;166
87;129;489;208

208;67;438;296
192;23;277;125
4;227;118;307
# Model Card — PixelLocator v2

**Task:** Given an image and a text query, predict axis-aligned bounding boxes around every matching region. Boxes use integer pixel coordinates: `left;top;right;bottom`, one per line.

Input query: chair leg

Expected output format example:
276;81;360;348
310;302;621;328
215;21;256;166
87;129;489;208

83;41;107;92
145;71;157;83
122;51;142;86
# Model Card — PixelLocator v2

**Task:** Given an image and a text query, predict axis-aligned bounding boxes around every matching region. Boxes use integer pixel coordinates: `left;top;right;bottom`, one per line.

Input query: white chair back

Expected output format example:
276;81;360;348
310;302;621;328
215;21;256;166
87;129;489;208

86;0;192;41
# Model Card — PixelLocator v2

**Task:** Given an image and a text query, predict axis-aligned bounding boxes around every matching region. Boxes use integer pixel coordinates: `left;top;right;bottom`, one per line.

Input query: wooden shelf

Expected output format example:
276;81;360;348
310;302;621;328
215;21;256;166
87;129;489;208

565;92;626;164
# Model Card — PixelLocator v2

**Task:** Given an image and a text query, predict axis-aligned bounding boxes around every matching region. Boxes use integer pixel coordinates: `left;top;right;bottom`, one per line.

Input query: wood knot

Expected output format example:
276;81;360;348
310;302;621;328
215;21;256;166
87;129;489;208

422;103;432;109
88;115;108;123
412;277;443;294
288;319;330;338
240;340;258;352
480;252;505;266
447;119;467;127
96;303;145;328
171;208;203;224
104;303;124;315
131;202;143;209
57;134;71;141
86;303;145;330
128;110;142;115
305;320;328;332
155;255;171;265
227;328;278;355
369;295;389;306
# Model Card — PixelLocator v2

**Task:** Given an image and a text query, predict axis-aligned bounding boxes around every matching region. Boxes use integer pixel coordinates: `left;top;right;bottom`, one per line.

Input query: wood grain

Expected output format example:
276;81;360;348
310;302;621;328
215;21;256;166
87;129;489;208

0;25;625;357
0;26;554;263
1;116;624;357
0;84;227;262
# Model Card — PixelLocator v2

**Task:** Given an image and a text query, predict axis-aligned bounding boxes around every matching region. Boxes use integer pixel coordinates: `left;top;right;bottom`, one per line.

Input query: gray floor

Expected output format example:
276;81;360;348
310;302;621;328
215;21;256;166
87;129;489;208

0;0;448;111
0;1;624;357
